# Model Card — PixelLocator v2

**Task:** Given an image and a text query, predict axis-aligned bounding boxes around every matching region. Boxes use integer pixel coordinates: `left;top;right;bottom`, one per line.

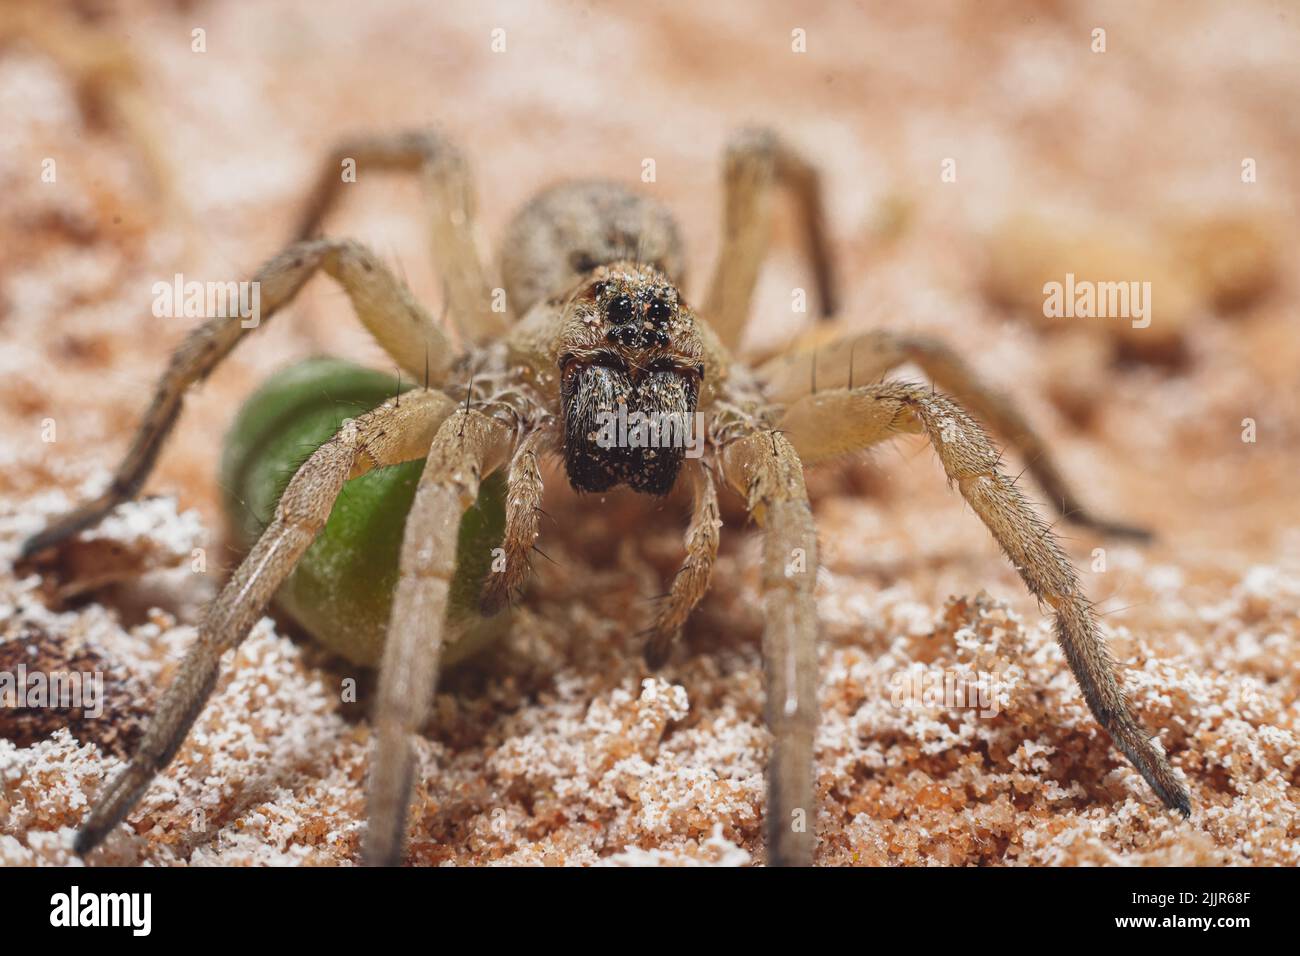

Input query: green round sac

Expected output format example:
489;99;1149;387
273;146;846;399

219;357;508;669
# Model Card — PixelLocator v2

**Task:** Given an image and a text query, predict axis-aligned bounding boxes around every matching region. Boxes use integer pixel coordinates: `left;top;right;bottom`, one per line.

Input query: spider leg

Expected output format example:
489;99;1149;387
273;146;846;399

479;429;547;615
21;238;450;559
293;129;504;342
759;329;1152;539
721;431;820;866
777;384;1192;816
705;128;837;351
644;461;721;668
73;389;456;855
366;407;512;866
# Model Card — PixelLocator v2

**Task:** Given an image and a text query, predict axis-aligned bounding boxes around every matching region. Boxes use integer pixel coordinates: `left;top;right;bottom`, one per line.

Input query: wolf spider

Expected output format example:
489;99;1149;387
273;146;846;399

23;128;1190;866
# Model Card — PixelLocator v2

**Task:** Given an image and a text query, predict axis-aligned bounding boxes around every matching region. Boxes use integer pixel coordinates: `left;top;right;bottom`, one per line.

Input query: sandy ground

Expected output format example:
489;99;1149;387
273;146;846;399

1;0;1297;865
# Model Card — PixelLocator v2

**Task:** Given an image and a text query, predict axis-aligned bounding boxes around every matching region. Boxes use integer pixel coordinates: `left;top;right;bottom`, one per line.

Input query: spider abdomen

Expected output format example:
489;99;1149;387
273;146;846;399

500;180;685;316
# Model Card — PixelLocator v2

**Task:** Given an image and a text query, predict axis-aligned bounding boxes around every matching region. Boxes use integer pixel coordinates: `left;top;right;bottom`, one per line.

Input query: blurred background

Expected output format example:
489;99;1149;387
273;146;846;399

3;0;1296;536
0;0;1296;865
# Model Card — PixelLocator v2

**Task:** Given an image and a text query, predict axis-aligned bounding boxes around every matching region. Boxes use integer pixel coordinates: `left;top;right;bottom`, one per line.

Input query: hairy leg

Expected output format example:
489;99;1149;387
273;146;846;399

644;462;721;668
293;129;503;342
759;329;1150;538
74;389;455;854
21;238;450;559
777;384;1191;815
705;128;838;351
365;408;512;866
722;431;820;866
479;429;547;616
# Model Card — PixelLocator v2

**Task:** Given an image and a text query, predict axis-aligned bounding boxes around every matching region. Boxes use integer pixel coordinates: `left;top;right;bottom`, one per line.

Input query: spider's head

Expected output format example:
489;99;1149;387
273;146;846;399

556;263;706;496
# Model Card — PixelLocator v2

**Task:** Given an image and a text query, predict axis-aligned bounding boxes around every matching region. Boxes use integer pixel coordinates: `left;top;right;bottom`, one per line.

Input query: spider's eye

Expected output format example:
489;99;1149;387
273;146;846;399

647;298;672;324
607;294;636;325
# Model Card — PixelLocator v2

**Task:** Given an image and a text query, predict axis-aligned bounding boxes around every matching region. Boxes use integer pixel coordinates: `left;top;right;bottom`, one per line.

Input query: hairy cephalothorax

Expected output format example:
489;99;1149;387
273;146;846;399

21;127;1191;867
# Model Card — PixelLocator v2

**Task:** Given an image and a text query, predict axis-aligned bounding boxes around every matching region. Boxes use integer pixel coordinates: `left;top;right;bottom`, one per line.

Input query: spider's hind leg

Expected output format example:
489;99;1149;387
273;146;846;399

293;129;503;342
705;128;838;351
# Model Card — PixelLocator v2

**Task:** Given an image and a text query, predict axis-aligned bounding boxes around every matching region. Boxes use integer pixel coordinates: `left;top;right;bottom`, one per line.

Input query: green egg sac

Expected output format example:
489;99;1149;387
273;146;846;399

220;357;509;669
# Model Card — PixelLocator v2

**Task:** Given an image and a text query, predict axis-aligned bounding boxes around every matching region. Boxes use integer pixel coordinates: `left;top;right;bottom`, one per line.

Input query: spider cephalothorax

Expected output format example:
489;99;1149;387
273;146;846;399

555;264;706;494
24;127;1191;868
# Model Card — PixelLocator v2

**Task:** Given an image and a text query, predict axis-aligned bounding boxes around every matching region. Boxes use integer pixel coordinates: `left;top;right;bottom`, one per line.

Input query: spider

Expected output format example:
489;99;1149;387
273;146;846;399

22;127;1191;866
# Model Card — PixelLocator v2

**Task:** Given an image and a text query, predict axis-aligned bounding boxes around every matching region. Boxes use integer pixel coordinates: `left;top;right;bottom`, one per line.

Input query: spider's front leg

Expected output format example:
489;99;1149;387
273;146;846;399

721;431;820;866
366;407;513;866
74;389;456;854
778;384;1192;817
759;330;1152;539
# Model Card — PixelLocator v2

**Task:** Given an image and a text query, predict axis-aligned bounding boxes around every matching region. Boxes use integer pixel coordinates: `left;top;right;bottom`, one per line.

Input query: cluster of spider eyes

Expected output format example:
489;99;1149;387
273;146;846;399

606;292;673;326
595;282;675;349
